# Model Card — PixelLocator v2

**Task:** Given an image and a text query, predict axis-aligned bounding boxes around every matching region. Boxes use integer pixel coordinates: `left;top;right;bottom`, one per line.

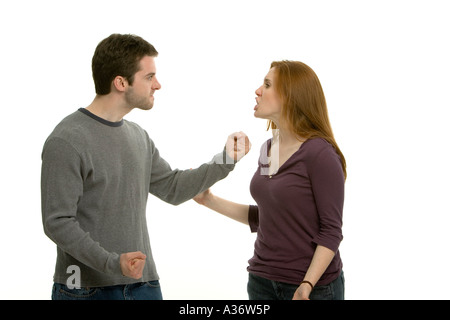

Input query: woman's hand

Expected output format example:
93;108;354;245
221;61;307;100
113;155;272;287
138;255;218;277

193;188;212;206
292;283;312;300
193;188;249;225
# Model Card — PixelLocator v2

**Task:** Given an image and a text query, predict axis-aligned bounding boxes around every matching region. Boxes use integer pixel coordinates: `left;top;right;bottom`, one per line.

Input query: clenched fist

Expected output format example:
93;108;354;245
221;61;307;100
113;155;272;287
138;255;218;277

120;251;146;279
225;132;251;162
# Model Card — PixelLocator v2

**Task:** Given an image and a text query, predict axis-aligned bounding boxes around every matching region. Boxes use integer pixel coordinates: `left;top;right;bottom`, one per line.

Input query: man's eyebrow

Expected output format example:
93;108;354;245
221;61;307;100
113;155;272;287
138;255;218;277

145;72;156;77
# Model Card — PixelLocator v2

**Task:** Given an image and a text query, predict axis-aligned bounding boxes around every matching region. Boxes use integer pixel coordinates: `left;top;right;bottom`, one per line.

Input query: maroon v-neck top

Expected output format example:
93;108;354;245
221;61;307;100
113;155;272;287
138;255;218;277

248;137;344;286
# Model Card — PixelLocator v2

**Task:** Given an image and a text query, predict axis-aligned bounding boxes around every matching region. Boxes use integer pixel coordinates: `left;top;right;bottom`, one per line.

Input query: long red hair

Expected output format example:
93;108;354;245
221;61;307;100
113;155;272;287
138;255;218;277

268;60;347;179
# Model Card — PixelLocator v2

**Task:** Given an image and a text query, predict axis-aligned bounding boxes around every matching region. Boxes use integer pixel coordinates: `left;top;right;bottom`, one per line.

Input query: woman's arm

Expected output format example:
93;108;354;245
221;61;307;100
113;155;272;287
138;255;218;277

293;245;335;300
193;189;249;225
293;143;345;300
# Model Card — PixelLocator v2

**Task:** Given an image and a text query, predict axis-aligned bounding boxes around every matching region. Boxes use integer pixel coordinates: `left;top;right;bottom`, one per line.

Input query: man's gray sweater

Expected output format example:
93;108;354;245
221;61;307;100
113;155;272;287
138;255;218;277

41;109;235;287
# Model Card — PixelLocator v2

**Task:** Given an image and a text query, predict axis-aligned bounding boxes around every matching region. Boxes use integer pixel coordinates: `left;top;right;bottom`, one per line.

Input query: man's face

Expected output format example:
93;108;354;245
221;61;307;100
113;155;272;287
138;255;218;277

125;55;161;110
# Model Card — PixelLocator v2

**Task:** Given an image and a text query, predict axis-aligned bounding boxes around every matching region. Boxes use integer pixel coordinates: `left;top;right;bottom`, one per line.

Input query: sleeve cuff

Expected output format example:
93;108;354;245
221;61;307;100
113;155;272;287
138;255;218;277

248;205;259;233
209;147;236;166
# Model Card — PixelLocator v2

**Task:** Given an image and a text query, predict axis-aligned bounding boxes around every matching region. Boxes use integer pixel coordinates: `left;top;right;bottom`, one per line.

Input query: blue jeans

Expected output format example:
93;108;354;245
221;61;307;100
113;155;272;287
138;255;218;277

52;281;163;300
247;271;344;300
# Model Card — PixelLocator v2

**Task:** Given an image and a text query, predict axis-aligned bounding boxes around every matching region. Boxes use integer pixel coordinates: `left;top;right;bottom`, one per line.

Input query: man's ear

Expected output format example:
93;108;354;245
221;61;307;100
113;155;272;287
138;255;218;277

112;76;128;92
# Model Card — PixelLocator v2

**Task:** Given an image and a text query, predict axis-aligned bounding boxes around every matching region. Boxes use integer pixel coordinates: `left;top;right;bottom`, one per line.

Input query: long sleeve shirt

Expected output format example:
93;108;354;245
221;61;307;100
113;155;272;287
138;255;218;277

41;108;235;287
247;137;344;286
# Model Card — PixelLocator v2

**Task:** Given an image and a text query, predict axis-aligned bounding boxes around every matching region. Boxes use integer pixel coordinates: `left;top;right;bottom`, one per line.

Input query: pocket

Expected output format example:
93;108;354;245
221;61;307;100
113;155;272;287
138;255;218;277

54;283;99;300
144;280;160;289
309;284;333;300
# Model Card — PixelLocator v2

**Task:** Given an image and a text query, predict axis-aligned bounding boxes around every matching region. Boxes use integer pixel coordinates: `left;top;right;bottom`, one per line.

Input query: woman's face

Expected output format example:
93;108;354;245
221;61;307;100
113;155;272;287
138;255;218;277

254;67;283;123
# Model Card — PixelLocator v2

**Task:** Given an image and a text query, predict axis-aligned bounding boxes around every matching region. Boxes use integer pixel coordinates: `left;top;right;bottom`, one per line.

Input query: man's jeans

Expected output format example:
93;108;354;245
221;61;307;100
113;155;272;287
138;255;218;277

52;281;163;300
247;271;345;300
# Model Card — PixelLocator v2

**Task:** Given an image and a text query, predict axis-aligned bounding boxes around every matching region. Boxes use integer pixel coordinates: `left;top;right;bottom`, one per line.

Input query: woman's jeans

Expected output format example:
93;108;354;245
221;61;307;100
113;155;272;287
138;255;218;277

52;281;163;300
247;271;344;300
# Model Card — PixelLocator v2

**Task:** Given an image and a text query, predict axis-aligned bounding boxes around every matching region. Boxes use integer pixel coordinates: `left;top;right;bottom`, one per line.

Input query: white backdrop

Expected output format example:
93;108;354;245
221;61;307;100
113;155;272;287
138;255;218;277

1;0;449;300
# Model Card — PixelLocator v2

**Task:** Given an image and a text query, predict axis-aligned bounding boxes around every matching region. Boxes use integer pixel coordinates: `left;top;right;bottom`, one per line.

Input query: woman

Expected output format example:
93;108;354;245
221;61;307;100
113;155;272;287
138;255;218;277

194;60;346;300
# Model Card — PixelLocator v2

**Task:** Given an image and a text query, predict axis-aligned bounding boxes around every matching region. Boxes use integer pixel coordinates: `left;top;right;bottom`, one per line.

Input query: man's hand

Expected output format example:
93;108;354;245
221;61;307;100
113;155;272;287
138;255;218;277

120;251;146;279
225;131;251;162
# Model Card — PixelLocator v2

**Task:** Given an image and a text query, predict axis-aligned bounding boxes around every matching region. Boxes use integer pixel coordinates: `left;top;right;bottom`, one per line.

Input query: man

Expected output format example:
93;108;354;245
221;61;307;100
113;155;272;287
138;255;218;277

41;34;250;300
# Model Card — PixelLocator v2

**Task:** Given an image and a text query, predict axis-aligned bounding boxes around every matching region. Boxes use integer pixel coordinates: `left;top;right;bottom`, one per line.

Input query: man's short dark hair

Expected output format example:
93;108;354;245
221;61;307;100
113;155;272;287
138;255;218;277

92;34;158;95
